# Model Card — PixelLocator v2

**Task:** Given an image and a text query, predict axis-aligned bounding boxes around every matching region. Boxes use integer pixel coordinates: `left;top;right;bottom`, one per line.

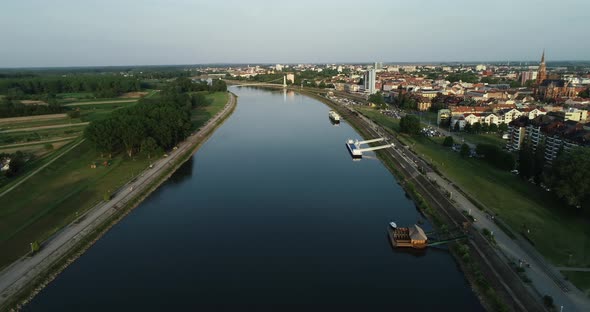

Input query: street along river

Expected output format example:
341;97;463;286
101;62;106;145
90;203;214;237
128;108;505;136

26;87;482;310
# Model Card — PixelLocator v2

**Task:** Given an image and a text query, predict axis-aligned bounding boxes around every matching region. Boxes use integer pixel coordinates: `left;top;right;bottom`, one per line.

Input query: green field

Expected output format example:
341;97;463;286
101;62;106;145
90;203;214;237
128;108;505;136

0;91;228;270
459;132;507;148
0;140;152;268
563;271;590;297
360;109;590;267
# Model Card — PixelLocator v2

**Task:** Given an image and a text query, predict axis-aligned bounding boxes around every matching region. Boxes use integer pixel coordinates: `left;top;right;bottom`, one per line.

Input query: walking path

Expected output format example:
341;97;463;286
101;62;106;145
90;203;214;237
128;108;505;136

0;93;236;309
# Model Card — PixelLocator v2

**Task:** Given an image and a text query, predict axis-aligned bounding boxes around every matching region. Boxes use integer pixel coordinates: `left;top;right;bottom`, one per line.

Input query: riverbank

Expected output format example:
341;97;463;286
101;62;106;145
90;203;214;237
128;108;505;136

0;92;237;311
292;87;545;312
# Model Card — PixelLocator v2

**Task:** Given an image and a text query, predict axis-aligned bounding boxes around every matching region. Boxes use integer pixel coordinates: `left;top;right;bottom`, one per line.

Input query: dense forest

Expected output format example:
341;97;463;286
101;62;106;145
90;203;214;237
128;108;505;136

0;76;141;98
84;78;227;158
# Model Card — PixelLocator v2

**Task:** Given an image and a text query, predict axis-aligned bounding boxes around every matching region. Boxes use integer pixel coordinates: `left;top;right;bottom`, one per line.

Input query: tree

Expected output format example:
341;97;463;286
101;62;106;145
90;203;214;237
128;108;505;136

141;137;159;159
472;122;482;133
480;122;489;133
498;122;508;133
443;136;454;147
518;142;534;178
453;122;460;132
464;123;472;133
533;141;546;183
477;143;515;170
399;115;421;135
460;143;470;157
578;88;590;99
369;92;385;106
191;93;207;107
318;81;327;89
489;123;498;133
67;109;80;119
549;147;590;210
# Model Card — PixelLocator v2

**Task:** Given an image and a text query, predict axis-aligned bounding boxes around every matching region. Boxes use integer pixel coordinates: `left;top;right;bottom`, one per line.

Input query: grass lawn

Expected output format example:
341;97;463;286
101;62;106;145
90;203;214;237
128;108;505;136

357;107;400;132
563;271;590;297
460;132;507;149
0;140;152;269
360;110;590;267
191;92;229;130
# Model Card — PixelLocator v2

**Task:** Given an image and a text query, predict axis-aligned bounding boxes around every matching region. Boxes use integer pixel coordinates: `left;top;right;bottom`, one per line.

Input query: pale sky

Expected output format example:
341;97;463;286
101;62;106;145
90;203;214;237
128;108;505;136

0;0;589;67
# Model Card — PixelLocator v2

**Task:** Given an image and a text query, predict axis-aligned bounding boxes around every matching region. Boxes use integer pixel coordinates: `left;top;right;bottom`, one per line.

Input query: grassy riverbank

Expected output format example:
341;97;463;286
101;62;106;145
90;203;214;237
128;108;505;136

0;92;228;270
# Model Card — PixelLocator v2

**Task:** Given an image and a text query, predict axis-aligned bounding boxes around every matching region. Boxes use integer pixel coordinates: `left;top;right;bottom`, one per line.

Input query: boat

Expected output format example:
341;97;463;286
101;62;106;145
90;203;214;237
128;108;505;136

389;222;397;229
329;110;341;123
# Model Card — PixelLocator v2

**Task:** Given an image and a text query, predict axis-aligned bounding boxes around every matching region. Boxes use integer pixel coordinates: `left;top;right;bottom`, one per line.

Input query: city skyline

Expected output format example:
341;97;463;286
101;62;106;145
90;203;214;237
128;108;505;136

1;0;589;67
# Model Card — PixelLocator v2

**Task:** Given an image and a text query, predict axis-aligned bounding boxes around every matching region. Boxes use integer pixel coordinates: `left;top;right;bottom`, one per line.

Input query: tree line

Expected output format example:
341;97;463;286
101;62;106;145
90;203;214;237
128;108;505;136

0;99;63;118
0;75;141;99
84;78;226;158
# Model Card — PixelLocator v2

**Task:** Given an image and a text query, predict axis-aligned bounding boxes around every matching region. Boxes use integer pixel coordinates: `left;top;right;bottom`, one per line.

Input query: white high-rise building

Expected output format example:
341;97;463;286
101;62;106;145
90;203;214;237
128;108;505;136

275;64;283;71
364;69;376;94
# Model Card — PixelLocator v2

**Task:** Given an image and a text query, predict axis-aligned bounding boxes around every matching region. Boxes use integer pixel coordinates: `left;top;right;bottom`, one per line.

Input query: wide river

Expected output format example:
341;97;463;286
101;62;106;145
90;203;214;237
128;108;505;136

26;87;482;310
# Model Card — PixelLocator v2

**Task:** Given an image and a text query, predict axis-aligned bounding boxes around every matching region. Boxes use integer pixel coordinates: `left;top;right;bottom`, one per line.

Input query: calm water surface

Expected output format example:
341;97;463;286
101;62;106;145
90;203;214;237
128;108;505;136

26;87;482;310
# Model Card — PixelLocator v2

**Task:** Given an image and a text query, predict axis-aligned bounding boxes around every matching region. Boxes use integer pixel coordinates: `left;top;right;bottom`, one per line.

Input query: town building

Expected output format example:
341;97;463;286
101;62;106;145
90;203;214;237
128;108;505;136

507;115;590;162
364;69;376;94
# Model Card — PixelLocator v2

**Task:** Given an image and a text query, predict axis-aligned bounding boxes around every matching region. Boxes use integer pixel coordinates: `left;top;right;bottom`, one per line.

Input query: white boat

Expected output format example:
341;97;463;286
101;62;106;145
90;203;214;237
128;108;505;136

329;110;341;123
389;222;397;229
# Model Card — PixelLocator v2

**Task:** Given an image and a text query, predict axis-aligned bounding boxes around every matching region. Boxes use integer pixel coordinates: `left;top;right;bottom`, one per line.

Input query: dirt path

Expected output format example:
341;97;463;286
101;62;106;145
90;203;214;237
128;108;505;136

0;123;89;133
0;93;236;309
0;114;67;124
63;100;137;106
0;137;78;150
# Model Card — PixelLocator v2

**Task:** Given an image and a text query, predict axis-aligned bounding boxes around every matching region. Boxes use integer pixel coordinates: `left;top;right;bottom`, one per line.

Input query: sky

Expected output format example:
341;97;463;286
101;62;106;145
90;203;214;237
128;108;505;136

0;0;589;67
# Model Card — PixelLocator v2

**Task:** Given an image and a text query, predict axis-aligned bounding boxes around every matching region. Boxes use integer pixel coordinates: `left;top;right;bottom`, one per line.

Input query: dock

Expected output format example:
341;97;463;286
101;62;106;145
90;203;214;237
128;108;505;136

346;138;394;159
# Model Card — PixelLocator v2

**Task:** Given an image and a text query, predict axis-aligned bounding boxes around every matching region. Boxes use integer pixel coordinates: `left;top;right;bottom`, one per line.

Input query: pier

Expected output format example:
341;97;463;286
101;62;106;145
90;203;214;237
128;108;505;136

346;138;394;158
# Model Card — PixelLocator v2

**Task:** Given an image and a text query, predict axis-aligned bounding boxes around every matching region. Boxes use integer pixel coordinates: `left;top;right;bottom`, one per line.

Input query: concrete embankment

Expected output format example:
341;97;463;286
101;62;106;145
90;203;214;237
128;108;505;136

0;92;237;311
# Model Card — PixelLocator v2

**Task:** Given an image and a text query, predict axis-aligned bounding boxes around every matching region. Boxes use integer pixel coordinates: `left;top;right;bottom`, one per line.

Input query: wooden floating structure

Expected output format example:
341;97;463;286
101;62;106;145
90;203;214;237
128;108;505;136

388;222;469;249
389;223;428;249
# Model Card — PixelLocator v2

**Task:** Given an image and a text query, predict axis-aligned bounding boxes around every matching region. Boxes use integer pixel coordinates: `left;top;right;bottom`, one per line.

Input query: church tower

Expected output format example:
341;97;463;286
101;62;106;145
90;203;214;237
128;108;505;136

536;50;547;86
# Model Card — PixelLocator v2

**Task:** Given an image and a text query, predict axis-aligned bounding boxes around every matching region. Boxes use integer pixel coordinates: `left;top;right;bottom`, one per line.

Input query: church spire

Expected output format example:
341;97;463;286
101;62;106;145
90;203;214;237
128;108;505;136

536;49;547;87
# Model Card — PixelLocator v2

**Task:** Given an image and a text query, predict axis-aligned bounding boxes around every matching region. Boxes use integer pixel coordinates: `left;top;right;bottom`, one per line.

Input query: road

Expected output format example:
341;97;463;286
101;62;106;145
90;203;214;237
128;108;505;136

0;93;236;309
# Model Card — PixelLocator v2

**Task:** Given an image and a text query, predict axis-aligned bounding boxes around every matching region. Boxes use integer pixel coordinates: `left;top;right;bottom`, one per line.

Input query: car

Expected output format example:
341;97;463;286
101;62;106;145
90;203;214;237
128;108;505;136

510;169;519;174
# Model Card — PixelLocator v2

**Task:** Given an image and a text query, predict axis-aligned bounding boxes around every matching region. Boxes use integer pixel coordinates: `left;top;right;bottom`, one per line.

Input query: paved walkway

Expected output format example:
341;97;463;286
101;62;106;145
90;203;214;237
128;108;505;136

557;267;590;272
427;172;590;311
0;93;236;308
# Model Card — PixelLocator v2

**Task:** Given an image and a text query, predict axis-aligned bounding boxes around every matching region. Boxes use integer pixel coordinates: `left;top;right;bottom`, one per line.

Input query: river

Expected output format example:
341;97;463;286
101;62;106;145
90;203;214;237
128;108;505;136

25;87;482;310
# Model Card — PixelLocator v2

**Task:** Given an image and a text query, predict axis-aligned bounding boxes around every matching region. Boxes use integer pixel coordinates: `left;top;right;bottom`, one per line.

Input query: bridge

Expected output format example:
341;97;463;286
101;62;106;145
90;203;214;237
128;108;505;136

229;76;288;88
